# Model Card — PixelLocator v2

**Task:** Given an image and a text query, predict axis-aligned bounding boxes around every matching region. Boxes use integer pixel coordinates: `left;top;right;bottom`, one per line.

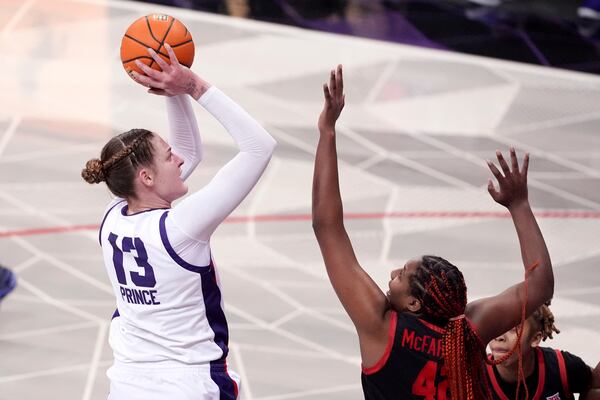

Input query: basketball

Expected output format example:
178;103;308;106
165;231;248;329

120;14;194;79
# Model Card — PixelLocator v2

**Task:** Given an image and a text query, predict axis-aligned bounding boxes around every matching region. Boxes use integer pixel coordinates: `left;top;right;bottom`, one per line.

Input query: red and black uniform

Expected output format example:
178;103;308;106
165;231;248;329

486;347;592;400
361;311;452;400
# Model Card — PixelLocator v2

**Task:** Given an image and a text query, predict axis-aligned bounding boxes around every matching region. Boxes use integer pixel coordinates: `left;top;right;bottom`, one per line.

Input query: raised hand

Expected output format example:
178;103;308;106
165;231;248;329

131;44;207;99
318;65;345;135
487;147;530;210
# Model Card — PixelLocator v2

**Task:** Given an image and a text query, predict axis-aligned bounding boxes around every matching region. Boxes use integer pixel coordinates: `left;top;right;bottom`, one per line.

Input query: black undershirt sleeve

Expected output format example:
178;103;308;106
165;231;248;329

563;350;593;393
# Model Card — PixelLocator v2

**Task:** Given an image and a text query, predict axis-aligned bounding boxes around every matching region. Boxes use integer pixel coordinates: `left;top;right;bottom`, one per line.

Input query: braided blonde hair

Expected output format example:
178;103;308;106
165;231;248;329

82;129;154;198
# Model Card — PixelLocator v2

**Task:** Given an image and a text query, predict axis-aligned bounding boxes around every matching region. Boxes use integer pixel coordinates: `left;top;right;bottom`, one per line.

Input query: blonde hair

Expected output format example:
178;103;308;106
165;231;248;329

82;129;154;198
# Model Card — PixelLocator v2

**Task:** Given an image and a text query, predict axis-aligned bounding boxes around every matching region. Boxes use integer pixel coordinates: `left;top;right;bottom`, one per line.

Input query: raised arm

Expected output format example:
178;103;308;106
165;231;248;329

465;149;554;345
132;46;276;242
133;44;206;181
169;85;276;241
166;94;203;181
312;66;389;362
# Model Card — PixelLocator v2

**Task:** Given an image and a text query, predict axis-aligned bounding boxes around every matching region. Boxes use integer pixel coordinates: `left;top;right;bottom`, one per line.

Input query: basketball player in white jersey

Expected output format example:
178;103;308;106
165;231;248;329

82;45;276;400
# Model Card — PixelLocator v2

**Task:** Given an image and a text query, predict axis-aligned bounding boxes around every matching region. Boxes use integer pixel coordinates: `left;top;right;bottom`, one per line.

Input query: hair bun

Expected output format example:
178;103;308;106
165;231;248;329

82;158;106;184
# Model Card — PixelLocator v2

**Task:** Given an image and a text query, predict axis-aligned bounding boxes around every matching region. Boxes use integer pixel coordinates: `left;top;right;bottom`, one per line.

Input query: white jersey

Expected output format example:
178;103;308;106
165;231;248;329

98;88;276;372
100;203;227;364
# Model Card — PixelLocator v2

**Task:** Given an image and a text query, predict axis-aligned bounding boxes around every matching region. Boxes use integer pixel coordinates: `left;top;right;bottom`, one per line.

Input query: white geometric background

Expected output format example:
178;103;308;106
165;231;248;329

0;0;599;399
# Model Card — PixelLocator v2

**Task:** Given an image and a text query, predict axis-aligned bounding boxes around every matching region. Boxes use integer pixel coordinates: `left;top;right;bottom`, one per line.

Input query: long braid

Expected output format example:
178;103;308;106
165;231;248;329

420;259;539;400
483;261;540;400
411;256;492;400
495;303;558;400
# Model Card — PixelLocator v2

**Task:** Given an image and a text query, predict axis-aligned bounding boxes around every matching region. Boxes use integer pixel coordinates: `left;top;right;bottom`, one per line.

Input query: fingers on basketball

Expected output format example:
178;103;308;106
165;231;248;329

121;14;194;79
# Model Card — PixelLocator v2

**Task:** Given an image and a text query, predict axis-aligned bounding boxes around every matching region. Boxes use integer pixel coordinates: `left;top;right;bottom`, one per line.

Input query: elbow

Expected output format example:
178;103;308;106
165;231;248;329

195;141;204;163
312;220;332;240
312;213;343;237
312;219;323;235
544;260;554;300
537;261;554;303
251;135;277;160
311;200;324;234
545;275;554;302
258;137;277;166
312;211;327;236
264;135;277;157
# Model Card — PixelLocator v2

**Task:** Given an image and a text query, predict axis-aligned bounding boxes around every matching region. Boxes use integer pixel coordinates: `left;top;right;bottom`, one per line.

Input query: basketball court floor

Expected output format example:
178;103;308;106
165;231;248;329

0;0;599;399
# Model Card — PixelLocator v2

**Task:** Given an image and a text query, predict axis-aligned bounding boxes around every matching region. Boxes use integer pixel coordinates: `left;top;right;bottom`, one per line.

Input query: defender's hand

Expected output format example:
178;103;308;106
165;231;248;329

318;65;345;135
487;147;530;210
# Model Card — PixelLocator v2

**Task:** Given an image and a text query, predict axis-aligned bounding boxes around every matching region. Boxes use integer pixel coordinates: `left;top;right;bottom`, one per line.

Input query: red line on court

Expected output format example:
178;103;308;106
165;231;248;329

1;210;599;239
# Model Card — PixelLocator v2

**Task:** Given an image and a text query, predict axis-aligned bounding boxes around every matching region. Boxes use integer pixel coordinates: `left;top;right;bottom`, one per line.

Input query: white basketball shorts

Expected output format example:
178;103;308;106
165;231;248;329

107;361;240;400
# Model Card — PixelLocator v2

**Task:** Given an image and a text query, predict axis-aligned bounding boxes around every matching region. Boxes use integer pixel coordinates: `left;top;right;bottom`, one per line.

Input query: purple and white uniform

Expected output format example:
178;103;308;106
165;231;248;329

100;88;276;400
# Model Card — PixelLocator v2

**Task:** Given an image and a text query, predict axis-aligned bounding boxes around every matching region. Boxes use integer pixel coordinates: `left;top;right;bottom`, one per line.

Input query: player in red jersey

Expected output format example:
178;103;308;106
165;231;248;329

312;65;554;400
487;303;600;400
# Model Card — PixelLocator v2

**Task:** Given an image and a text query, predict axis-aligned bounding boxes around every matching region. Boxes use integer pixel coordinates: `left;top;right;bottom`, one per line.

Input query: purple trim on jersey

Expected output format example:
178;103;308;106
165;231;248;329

159;211;231;387
98;200;126;246
121;205;169;216
204;265;234;399
158;211;211;273
111;308;120;319
202;263;229;360
210;361;238;400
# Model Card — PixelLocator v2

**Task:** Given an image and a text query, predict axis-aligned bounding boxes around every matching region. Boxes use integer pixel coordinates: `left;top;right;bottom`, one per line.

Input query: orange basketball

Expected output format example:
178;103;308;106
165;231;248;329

120;14;194;79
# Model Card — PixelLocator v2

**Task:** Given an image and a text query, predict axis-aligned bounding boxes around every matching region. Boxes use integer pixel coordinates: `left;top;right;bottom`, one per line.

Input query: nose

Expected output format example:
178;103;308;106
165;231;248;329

174;153;184;166
494;333;506;342
390;268;400;280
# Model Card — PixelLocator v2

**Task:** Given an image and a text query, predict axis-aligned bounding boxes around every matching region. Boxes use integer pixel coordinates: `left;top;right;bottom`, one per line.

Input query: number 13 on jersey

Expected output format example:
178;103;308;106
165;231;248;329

108;232;160;305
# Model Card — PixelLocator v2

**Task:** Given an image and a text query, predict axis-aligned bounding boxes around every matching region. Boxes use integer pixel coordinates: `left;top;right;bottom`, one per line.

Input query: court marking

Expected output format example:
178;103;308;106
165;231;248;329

2;0;599;398
1;210;599;239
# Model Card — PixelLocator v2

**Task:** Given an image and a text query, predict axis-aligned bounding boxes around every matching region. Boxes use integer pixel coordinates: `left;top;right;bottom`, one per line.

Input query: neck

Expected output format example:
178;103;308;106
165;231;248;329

496;349;537;383
127;197;170;214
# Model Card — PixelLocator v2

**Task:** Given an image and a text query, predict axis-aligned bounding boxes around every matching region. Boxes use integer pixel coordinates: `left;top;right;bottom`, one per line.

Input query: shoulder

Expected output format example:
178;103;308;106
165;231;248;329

557;349;591;372
545;348;590;367
103;198;126;215
541;347;593;390
557;348;594;394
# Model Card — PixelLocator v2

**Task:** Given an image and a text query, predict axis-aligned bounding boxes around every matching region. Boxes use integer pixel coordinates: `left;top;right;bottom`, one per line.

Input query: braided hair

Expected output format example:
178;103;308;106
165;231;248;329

410;256;541;400
530;302;559;341
81;129;154;198
409;255;492;400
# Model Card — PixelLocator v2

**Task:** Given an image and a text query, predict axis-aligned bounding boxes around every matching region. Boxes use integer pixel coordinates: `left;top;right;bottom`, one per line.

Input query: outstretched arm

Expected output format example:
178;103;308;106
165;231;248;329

466;149;554;345
312;66;389;363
